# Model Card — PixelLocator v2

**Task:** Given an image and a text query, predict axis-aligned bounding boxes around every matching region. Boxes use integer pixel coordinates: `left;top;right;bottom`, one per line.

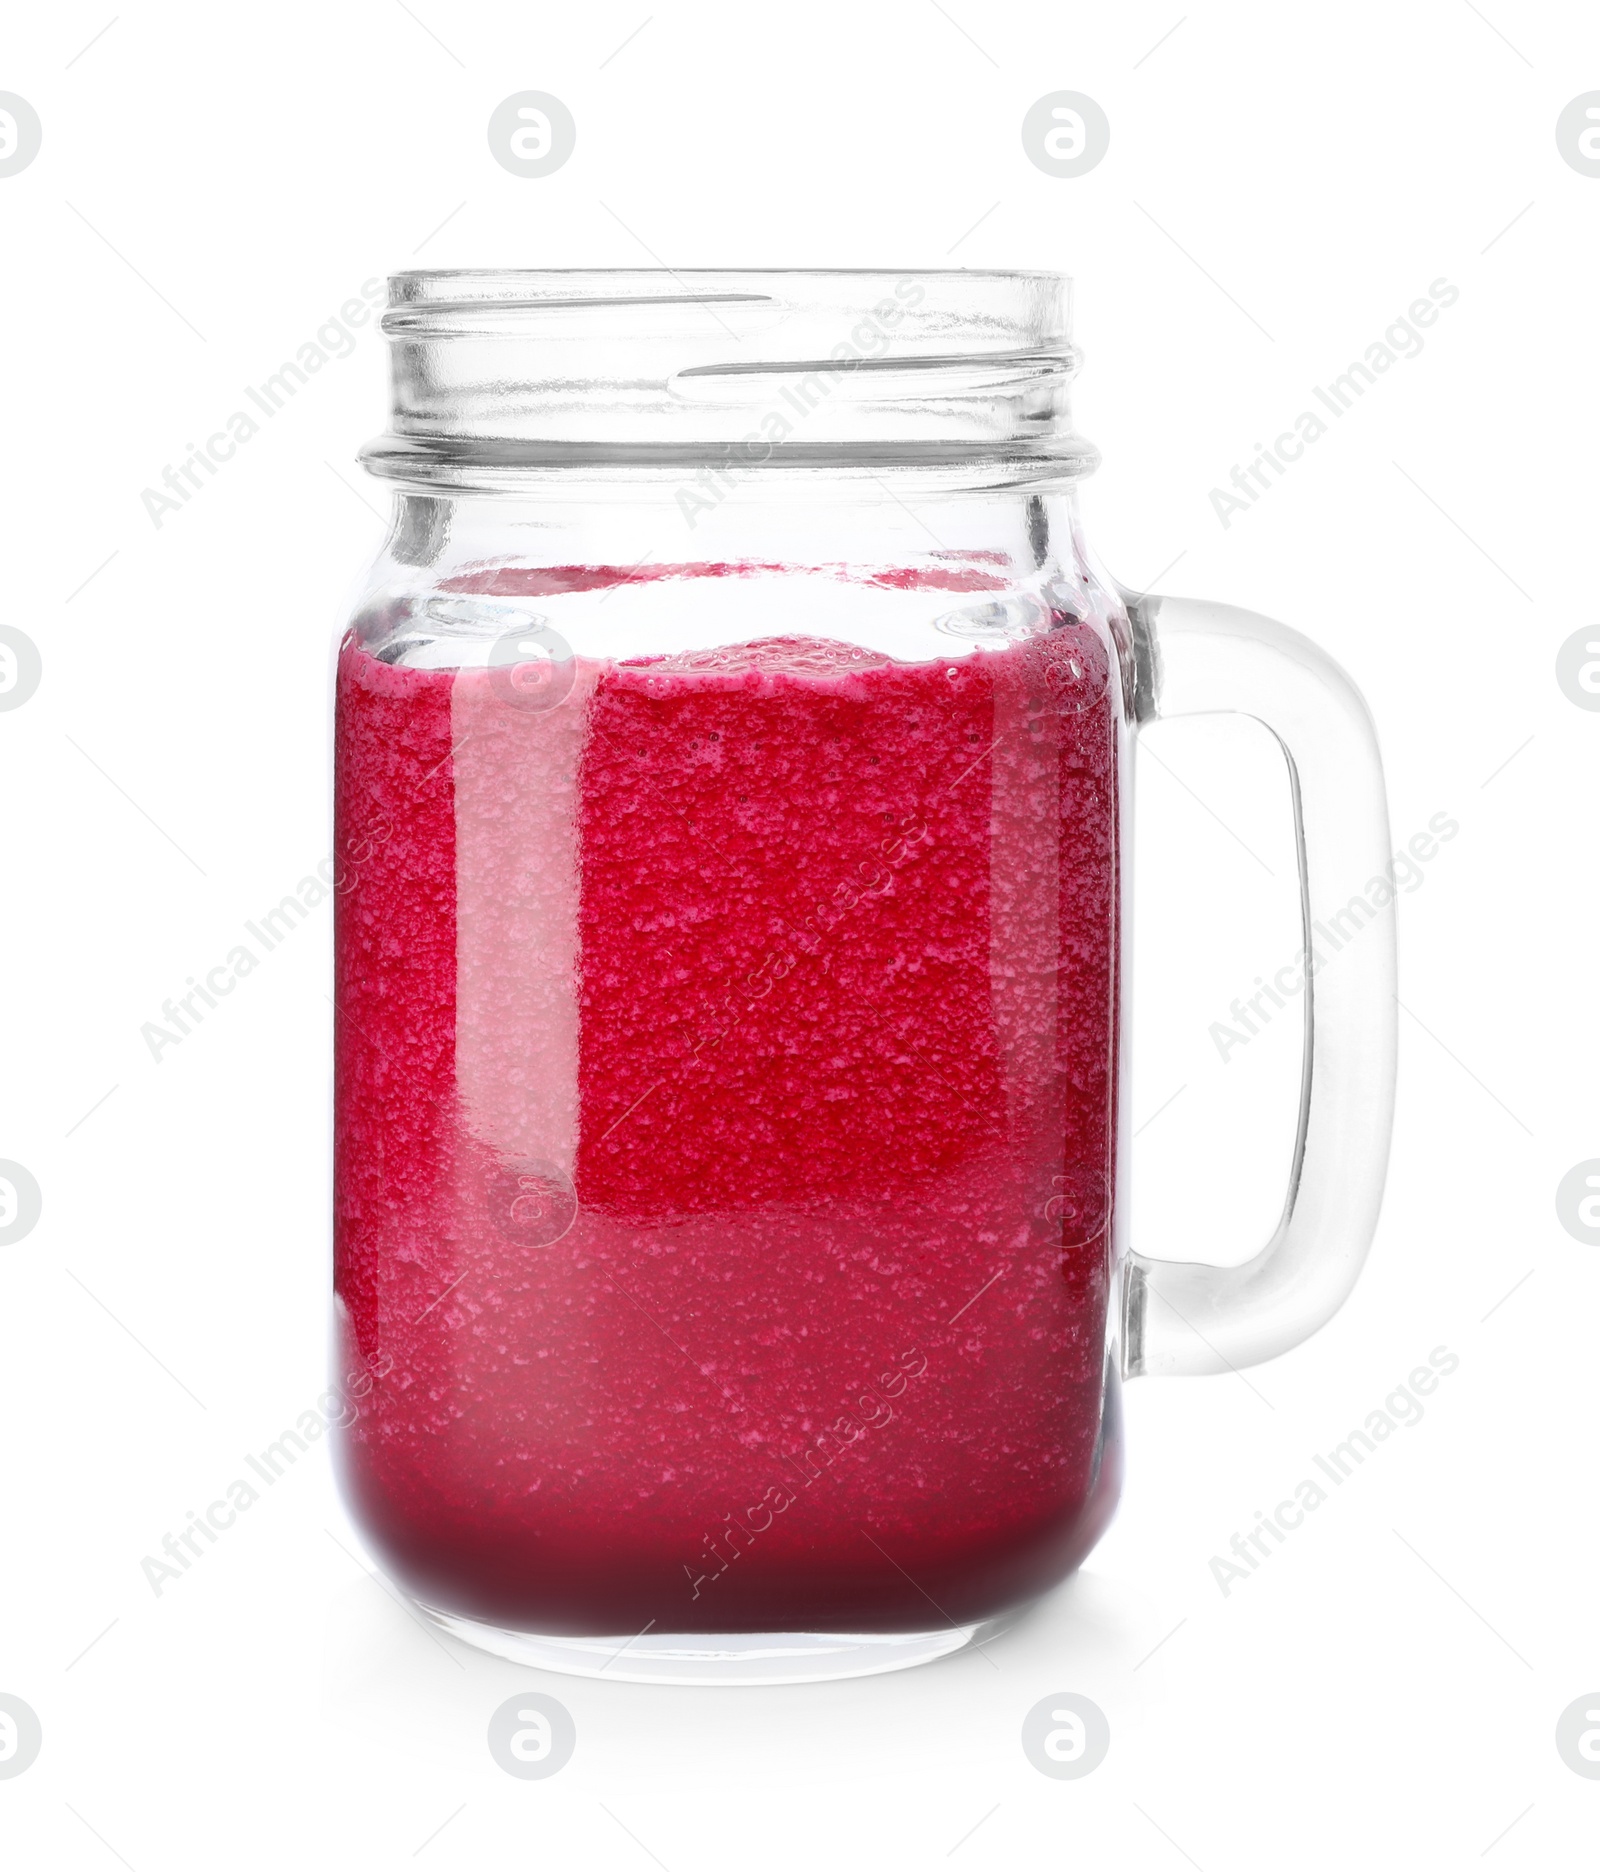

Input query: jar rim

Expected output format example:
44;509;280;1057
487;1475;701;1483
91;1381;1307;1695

386;264;1071;289
363;268;1092;486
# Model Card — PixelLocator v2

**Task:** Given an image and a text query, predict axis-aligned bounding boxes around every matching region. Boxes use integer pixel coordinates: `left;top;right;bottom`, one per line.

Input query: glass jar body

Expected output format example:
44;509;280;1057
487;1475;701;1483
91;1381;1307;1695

333;472;1135;1678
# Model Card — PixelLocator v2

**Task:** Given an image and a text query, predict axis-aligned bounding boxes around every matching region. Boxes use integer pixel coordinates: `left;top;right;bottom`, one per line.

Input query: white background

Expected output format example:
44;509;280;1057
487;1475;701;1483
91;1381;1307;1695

1;1;1595;1865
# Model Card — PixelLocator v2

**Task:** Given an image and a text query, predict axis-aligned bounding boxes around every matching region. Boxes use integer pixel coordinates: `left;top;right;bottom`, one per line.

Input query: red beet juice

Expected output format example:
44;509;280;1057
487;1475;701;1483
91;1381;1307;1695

334;579;1124;1636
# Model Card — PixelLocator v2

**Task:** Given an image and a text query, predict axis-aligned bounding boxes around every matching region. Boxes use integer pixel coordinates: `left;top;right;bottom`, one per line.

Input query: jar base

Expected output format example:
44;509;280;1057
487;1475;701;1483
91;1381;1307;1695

415;1603;1014;1685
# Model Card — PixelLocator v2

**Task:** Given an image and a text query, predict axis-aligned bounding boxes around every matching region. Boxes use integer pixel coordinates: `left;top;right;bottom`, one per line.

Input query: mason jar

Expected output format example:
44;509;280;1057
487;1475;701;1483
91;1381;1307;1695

332;269;1395;1684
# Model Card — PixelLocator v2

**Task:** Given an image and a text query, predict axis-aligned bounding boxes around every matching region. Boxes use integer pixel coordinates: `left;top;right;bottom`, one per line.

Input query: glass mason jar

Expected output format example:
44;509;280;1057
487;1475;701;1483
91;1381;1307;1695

333;270;1396;1684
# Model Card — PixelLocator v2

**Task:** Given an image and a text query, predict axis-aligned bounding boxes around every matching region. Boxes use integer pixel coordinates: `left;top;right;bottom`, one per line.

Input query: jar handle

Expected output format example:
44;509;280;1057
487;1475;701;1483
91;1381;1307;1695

1121;593;1397;1378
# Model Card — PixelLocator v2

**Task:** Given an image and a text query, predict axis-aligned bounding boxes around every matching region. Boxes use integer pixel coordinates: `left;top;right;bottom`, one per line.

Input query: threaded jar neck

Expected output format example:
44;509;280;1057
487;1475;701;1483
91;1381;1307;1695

359;268;1096;490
